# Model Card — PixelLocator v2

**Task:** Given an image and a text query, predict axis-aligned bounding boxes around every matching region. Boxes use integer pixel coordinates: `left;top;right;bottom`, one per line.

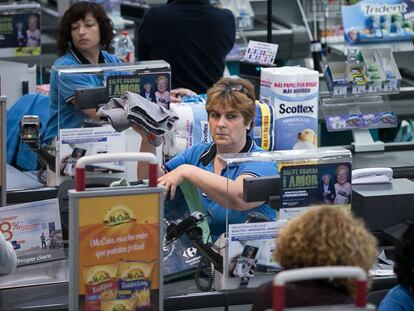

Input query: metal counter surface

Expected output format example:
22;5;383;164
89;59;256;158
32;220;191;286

0;257;398;311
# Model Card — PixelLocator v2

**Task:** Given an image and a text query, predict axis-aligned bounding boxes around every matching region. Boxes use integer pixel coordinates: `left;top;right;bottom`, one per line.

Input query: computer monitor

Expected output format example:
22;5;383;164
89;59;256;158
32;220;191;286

243;175;281;209
352;178;414;245
74;86;109;110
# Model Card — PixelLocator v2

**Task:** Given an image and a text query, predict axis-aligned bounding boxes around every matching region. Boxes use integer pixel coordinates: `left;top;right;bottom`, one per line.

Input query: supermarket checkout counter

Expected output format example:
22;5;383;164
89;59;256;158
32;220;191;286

0;254;398;311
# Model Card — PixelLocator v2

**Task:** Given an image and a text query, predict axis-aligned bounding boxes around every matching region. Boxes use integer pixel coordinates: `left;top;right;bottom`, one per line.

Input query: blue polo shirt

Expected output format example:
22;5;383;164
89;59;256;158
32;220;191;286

165;138;277;241
43;49;120;144
378;285;414;311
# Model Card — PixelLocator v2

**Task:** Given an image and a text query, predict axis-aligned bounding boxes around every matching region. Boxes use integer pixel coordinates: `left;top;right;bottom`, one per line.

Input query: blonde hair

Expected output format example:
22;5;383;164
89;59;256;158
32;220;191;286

206;77;256;128
275;206;377;296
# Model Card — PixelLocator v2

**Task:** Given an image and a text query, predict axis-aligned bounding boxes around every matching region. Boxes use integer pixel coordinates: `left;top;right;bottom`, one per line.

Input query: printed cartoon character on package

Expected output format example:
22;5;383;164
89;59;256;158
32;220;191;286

342;0;414;44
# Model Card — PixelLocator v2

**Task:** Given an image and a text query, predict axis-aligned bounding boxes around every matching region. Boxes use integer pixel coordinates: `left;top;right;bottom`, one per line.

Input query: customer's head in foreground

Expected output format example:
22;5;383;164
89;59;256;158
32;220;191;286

206;77;256;152
57;1;114;55
394;223;414;291
275;206;377;296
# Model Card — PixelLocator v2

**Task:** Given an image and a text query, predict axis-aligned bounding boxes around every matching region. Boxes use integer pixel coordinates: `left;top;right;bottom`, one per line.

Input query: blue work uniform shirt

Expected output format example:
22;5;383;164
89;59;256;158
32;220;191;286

378;285;414;311
43;49;120;144
165;138;277;241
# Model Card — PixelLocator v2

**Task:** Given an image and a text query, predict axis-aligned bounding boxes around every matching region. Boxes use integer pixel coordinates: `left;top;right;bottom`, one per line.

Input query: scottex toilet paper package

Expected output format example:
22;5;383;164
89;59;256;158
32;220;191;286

260;67;319;150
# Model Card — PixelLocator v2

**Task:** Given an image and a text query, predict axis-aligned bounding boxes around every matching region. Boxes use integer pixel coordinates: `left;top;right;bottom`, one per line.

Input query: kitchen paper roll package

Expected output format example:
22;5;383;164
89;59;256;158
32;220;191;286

260;67;319;150
163;103;210;157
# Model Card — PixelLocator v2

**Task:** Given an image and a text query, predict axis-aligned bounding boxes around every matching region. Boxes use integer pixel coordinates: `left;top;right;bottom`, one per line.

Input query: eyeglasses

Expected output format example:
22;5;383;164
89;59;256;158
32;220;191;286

215;83;248;95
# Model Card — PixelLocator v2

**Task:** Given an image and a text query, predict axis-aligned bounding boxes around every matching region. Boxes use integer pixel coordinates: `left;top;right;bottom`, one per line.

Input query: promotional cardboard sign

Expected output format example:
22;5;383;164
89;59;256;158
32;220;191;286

0;199;65;266
280;162;352;208
0;12;41;56
70;189;163;311
107;72;171;110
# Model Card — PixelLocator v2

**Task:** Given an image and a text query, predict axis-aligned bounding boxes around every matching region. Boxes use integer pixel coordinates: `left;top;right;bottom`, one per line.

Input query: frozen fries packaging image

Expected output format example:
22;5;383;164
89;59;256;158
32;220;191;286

83;263;119;311
118;260;155;308
101;299;136;311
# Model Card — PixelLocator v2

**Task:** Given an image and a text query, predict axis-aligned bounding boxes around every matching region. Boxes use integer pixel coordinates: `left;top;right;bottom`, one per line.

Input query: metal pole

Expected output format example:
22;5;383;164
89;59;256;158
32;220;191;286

267;0;272;43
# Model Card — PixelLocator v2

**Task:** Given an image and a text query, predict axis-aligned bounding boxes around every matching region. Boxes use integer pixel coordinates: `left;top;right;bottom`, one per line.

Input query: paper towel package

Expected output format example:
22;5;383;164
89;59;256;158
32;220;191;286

163;103;210;157
260;67;319;150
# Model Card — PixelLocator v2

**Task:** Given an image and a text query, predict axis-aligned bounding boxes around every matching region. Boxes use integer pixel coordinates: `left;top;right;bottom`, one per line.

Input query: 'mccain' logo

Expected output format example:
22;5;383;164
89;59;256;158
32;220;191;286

103;206;136;226
126;268;145;281
112;304;127;311
91;270;111;284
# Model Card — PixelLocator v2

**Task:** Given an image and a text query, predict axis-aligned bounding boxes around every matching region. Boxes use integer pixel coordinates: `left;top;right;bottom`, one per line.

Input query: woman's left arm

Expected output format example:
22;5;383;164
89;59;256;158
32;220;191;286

158;164;263;211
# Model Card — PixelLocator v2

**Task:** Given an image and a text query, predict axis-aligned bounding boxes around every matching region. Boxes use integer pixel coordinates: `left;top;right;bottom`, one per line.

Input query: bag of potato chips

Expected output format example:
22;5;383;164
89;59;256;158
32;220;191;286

118;260;154;308
101;298;136;311
82;263;119;311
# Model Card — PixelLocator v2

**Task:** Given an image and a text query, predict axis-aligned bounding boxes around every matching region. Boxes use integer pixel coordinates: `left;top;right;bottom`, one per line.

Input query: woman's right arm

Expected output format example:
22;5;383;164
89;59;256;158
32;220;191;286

135;126;164;181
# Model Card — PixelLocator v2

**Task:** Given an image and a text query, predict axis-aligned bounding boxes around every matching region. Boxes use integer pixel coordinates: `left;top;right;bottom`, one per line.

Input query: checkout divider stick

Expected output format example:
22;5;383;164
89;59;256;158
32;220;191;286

75;152;158;191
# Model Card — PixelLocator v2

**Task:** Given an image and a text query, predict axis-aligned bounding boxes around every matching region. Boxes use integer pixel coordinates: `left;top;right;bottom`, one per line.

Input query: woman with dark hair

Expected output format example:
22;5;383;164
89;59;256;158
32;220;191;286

378;223;414;310
138;77;277;241
43;1;121;144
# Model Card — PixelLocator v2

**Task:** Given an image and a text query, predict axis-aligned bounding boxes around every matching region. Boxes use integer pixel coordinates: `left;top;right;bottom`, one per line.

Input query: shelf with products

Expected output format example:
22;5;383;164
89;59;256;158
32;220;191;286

321;47;403;152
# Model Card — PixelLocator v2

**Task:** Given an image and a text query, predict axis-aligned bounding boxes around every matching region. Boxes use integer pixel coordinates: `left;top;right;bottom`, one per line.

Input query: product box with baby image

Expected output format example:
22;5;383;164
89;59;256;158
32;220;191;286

260;66;319;151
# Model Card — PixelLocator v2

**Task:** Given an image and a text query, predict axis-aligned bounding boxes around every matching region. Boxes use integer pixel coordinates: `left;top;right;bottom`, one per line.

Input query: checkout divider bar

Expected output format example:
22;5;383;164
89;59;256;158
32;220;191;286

75;152;158;191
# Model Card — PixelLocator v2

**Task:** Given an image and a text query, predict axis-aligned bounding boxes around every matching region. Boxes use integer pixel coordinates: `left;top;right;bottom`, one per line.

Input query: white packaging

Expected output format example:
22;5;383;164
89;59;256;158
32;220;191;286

260;67;319;150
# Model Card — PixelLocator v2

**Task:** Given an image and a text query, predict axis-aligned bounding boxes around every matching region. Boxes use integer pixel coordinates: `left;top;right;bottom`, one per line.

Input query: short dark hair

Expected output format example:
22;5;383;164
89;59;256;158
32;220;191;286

394;223;414;290
57;1;114;55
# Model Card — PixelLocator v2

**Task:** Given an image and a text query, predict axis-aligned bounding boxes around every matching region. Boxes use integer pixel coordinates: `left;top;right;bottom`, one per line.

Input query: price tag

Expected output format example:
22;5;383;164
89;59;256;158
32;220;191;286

327;117;346;130
333;86;347;96
368;82;381;93
352;85;366;94
389;79;398;91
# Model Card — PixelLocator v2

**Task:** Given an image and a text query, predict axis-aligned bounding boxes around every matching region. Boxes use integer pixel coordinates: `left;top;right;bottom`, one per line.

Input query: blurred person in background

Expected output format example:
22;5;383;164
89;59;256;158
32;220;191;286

251;206;378;311
378;223;414;311
137;0;235;94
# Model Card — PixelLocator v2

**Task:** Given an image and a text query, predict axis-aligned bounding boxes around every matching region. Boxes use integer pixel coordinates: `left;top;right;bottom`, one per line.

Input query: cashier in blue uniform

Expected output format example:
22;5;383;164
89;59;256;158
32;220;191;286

139;77;277;241
43;2;121;145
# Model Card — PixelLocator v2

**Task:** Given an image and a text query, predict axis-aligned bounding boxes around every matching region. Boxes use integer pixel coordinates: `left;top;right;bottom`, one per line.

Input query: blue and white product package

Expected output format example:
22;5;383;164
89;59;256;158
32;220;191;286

342;0;414;44
163;103;210;157
260;67;319;150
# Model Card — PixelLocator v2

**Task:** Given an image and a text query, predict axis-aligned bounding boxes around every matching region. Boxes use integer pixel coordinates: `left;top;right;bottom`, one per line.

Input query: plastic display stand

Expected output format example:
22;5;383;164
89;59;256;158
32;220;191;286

69;152;163;311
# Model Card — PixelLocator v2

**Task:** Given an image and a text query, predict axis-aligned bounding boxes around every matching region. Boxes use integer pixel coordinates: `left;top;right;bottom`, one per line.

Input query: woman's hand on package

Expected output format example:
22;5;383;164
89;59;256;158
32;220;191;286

170;88;197;103
158;164;190;200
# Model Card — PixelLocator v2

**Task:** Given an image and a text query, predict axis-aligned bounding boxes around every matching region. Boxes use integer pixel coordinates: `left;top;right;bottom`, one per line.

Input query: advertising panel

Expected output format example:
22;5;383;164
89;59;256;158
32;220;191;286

0;199;65;265
0;12;41;57
70;190;163;311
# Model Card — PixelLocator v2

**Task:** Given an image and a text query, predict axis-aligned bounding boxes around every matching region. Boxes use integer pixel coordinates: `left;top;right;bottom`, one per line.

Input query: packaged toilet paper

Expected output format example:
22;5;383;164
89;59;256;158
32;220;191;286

260;67;319;150
250;102;275;151
163;103;210;157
